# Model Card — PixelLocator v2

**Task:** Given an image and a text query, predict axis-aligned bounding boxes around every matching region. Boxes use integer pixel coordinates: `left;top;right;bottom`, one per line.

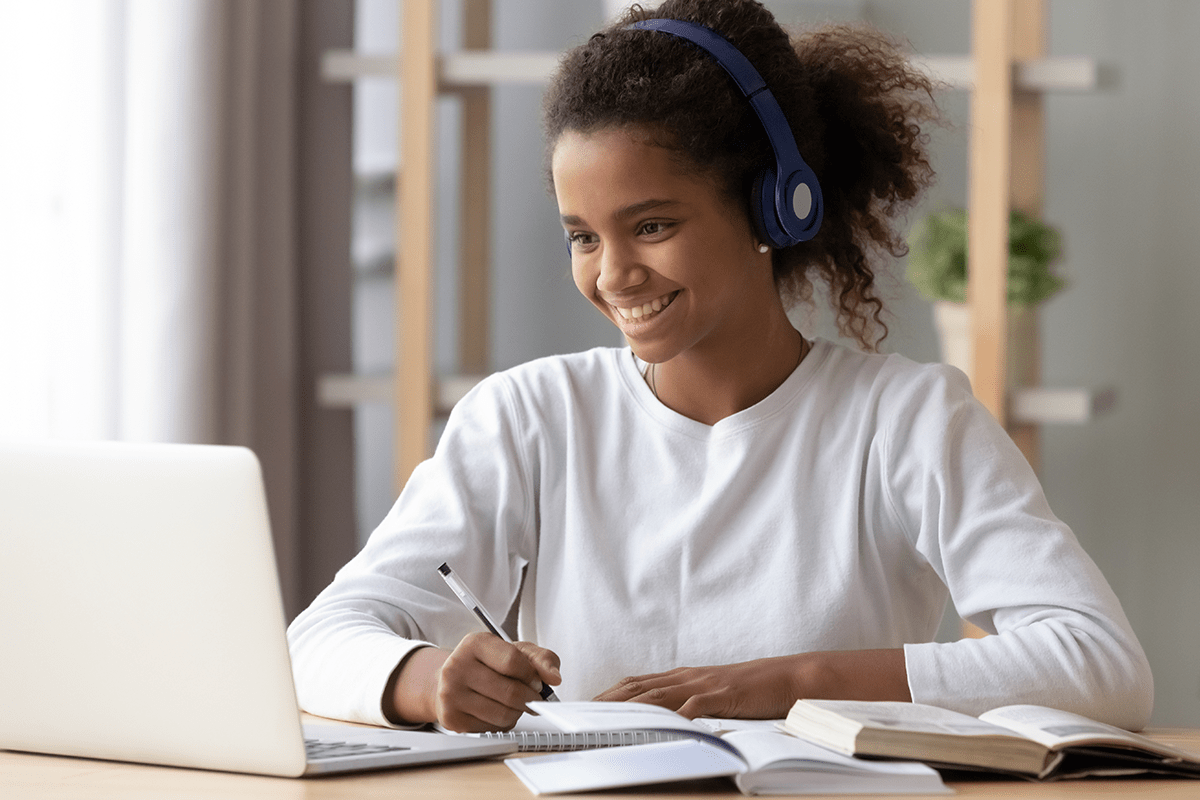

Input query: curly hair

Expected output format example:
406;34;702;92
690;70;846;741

542;0;939;350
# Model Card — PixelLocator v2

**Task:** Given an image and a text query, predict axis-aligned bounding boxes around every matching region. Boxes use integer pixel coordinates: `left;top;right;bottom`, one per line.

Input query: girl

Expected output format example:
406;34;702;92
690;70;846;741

288;0;1152;734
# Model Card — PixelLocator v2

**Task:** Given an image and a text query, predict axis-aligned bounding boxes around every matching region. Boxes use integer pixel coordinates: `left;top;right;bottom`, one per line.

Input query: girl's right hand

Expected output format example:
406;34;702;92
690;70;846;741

389;632;561;732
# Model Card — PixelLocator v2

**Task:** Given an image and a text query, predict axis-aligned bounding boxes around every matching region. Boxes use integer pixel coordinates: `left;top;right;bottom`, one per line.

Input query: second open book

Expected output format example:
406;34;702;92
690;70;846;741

782;700;1200;781
504;701;948;795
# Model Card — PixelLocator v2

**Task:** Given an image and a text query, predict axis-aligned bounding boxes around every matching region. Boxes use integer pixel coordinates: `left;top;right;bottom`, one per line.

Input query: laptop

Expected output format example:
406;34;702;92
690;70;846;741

0;439;515;776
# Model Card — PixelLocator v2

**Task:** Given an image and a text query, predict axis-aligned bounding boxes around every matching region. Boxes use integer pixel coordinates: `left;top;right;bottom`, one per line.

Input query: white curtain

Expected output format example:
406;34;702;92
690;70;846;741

0;2;124;438
0;0;304;605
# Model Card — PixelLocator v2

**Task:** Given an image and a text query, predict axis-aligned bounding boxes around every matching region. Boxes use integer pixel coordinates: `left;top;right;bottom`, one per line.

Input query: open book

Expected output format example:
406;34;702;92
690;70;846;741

505;702;948;796
783;700;1200;781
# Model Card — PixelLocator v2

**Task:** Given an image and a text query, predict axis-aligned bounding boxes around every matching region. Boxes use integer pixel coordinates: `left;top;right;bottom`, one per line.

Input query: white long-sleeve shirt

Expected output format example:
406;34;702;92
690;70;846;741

286;340;1153;729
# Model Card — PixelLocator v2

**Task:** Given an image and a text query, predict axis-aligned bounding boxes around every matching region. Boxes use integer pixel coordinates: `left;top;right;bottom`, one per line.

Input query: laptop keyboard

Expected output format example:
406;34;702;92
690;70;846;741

305;737;412;761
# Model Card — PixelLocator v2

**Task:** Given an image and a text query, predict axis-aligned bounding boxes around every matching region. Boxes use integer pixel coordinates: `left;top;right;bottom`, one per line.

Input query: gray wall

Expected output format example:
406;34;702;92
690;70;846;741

354;1;1200;725
1038;1;1200;728
862;0;1200;729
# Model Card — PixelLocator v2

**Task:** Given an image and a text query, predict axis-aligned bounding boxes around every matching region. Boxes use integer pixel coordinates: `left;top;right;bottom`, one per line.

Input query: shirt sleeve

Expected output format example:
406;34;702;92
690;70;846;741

882;364;1153;730
286;374;538;727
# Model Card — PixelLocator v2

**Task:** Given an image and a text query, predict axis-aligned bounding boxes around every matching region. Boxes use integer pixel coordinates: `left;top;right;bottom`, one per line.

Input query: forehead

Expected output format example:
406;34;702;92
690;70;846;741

551;127;717;211
553;127;672;182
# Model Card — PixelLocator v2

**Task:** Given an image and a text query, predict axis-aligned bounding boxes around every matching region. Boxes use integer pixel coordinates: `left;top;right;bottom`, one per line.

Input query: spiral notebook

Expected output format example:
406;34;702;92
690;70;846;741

441;713;765;752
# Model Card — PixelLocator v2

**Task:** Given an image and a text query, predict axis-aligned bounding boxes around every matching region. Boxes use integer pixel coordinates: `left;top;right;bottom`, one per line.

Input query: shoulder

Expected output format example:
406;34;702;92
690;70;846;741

805;340;989;470
812;343;1023;500
810;339;973;419
452;347;633;425
480;347;628;399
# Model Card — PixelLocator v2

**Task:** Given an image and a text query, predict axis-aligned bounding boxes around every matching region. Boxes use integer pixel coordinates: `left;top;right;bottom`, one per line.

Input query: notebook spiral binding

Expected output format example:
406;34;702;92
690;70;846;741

477;729;688;752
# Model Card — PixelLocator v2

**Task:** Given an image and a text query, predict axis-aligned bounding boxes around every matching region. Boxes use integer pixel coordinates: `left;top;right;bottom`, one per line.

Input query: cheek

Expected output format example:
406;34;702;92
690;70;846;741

570;258;598;300
571;259;618;320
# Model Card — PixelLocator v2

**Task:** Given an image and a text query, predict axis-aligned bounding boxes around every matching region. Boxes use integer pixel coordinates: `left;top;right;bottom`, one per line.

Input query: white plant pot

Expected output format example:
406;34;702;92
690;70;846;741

932;301;1038;389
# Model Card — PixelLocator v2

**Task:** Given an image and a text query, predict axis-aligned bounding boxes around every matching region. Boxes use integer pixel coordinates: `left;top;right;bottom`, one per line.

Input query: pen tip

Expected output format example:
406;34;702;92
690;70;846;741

436;562;450;575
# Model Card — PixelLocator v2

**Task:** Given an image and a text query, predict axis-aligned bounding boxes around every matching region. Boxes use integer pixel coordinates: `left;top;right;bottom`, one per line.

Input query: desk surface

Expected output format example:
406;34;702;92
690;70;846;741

4;728;1199;800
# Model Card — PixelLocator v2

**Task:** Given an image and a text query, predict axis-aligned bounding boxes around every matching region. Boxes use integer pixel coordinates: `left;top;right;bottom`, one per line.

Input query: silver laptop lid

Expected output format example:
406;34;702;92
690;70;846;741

0;440;308;776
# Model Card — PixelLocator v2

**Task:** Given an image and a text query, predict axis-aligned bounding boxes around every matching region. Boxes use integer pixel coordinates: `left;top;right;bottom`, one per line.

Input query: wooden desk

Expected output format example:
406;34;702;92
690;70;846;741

4;729;1199;800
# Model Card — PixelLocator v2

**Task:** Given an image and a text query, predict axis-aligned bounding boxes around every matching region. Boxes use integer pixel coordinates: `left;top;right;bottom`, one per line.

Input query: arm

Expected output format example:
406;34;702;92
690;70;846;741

889;366;1153;729
286;375;545;728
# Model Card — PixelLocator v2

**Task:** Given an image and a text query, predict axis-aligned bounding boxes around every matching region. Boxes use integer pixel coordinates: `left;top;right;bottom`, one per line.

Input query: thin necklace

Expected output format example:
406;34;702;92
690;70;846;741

645;336;809;402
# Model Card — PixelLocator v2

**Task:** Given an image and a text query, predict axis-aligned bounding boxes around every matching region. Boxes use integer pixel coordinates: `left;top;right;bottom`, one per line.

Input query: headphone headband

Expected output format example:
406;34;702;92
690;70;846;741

627;18;823;246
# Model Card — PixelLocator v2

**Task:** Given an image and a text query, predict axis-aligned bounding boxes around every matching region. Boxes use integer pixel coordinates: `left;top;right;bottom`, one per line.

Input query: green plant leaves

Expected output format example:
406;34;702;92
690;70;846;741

906;208;1064;305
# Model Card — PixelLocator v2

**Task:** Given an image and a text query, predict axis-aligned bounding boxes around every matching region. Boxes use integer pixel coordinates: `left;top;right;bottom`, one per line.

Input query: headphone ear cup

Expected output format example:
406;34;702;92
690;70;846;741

779;170;823;243
752;166;795;249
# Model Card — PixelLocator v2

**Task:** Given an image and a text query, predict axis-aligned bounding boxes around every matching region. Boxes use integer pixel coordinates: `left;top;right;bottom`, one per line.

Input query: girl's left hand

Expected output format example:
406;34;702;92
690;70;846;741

592;656;804;719
593;650;910;719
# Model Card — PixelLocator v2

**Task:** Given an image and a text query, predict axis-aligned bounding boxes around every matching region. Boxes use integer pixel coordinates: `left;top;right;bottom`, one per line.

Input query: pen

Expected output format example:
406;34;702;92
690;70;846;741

436;562;559;701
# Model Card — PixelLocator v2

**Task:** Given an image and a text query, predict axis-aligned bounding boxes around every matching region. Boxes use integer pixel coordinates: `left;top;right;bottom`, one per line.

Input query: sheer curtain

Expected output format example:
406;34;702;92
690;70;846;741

0;0;318;612
0;2;124;439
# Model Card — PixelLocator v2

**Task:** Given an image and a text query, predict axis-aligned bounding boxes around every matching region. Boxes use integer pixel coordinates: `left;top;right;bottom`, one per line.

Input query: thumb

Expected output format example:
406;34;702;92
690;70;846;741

514;641;562;686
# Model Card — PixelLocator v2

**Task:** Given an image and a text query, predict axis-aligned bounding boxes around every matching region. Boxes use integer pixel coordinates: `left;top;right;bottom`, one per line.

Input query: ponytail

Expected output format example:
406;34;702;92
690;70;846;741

780;24;939;350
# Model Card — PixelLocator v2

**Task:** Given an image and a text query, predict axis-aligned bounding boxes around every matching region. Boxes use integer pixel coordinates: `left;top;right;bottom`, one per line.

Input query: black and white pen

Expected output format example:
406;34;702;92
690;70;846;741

436;562;559;701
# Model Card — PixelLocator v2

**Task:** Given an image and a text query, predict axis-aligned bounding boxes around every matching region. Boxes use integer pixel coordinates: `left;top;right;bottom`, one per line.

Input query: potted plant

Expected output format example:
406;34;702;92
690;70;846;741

906;207;1065;385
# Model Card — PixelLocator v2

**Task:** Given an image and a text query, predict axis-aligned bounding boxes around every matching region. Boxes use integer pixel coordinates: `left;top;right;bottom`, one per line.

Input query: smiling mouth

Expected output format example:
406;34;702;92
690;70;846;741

613;291;678;323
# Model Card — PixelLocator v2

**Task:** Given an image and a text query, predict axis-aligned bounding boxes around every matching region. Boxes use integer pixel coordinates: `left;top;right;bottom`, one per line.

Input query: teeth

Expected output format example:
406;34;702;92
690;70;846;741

615;292;673;323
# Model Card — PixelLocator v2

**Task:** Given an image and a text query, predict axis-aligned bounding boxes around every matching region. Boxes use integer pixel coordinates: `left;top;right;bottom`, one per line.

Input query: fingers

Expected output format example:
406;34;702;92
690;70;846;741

593;667;696;708
436;686;529;733
436;633;562;732
592;662;777;719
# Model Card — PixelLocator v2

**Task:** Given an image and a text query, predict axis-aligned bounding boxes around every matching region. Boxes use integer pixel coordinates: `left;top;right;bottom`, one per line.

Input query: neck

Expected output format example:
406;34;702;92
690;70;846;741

649;309;808;426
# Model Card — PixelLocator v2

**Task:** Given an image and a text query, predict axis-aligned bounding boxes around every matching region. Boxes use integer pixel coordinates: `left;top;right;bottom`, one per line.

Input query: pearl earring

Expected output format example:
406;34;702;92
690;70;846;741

757;243;770;254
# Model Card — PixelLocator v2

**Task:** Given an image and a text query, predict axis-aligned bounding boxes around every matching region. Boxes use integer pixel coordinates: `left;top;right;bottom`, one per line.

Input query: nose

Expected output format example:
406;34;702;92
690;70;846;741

593;239;650;296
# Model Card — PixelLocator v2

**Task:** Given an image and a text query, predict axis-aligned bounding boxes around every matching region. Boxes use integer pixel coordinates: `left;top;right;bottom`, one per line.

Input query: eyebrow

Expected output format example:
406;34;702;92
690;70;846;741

560;198;682;227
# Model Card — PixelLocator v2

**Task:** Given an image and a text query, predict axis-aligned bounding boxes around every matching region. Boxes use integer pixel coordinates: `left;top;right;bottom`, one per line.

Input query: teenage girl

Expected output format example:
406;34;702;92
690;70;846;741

288;0;1152;734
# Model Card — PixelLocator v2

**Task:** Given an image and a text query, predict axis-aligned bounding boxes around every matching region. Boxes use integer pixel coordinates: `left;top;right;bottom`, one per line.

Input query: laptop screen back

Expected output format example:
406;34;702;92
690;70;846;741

0;441;307;776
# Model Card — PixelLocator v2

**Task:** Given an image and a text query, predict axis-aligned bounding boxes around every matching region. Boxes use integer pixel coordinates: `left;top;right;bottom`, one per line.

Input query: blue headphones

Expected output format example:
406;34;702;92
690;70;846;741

629;18;824;248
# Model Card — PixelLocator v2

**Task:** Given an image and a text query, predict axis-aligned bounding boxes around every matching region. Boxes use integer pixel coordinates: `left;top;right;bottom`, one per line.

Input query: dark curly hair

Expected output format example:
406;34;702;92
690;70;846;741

542;0;938;350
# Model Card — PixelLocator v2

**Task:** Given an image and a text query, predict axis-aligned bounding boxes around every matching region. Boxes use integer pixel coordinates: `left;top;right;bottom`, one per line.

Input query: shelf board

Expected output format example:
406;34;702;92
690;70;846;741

317;372;485;415
440;52;561;86
321;51;396;82
321;50;558;85
915;55;1111;91
1009;386;1117;425
323;49;1112;92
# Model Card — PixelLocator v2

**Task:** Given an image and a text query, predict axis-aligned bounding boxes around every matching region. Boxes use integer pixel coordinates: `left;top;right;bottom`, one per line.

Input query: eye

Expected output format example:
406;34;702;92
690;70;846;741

566;231;599;252
637;220;673;238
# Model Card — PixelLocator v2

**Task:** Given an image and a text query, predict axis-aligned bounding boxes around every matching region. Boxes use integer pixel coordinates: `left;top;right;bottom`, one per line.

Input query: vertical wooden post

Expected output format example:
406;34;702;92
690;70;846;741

1008;0;1046;472
460;0;492;375
396;0;437;492
968;0;1014;428
963;0;1022;641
